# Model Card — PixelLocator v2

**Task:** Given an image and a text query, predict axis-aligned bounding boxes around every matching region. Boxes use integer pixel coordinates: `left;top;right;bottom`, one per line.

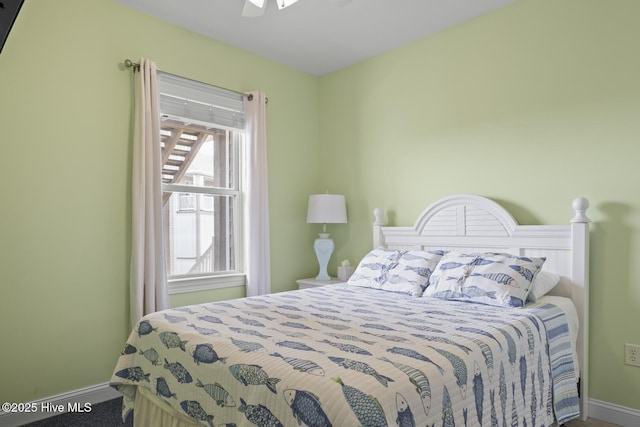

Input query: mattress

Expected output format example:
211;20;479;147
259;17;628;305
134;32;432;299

110;284;579;426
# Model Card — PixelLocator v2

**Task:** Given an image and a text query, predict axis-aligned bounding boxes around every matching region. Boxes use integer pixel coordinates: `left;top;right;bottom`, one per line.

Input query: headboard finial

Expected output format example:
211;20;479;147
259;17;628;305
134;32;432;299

373;208;384;226
571;197;590;223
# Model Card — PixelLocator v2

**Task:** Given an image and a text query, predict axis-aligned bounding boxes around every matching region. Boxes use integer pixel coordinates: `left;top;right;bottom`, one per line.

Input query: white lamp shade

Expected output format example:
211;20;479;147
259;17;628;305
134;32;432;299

307;194;347;224
248;0;266;7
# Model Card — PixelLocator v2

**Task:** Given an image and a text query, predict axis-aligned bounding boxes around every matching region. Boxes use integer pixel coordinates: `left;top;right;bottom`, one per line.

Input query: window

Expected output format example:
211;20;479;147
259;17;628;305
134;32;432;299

158;72;246;293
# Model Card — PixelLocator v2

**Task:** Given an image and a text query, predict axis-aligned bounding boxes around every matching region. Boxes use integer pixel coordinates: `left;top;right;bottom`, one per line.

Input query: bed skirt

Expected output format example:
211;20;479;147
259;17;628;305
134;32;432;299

133;386;199;427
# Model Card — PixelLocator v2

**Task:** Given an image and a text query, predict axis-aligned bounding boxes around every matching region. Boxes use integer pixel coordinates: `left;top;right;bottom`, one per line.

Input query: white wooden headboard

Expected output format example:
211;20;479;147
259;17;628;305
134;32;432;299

372;194;590;420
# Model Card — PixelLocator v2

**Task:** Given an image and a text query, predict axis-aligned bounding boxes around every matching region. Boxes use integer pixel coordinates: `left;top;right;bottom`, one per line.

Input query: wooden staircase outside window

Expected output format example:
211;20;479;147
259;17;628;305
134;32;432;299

161;119;220;204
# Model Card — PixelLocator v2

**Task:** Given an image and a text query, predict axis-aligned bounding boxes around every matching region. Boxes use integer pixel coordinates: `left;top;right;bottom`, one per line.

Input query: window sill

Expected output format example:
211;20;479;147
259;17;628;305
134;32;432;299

168;273;246;294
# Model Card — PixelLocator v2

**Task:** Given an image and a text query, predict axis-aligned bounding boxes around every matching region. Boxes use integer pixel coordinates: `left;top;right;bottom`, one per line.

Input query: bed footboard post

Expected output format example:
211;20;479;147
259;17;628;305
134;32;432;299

571;197;590;421
373;208;384;248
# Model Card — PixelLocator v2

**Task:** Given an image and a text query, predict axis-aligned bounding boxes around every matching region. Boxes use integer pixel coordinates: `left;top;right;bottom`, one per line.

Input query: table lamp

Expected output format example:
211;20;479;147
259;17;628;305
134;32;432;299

306;194;347;280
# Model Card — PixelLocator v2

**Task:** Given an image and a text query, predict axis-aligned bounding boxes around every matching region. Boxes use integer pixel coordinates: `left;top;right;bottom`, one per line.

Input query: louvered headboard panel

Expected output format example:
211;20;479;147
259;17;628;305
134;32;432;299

371;194;591;420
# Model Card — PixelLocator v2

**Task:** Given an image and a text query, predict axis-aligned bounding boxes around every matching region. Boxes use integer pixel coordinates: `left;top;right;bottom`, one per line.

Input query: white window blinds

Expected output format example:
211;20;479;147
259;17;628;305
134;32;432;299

158;72;245;130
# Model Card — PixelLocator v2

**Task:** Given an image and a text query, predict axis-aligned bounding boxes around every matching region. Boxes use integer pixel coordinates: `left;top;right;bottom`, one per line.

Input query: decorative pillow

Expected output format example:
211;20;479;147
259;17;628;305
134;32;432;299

387;249;446;295
527;270;561;301
348;248;444;296
423;251;477;293
423;252;546;307
348;247;399;287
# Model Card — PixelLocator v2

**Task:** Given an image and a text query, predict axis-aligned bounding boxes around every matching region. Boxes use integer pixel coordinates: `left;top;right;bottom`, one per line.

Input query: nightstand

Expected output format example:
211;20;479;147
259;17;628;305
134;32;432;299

296;278;346;289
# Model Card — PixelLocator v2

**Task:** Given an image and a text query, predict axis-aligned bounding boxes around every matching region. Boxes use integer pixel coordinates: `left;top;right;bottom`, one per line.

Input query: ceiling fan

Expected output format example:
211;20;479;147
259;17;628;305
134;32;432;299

242;0;352;18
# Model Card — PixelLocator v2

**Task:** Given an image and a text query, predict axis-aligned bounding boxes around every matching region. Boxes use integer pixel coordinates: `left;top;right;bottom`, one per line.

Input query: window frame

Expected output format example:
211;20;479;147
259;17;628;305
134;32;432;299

161;123;246;295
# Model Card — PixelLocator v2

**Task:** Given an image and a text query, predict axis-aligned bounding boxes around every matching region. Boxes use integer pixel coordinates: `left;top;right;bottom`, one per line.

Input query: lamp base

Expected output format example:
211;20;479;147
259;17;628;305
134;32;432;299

313;236;334;281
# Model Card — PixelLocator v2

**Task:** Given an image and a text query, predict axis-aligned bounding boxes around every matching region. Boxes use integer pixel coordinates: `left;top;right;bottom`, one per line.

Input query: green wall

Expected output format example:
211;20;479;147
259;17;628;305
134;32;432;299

320;0;640;411
1;0;638;416
0;0;320;403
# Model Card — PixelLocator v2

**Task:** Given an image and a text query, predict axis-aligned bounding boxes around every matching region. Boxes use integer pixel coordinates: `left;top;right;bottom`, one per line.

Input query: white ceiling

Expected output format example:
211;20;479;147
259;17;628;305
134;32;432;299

115;0;517;76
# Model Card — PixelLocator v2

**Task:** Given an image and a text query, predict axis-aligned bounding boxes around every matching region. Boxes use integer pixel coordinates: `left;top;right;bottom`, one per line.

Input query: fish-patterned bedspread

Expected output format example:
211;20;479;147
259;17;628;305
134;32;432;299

110;284;579;426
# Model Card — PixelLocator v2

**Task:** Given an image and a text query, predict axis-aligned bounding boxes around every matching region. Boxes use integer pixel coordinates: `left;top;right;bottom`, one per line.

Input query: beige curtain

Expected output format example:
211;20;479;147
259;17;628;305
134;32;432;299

243;92;271;296
130;58;168;327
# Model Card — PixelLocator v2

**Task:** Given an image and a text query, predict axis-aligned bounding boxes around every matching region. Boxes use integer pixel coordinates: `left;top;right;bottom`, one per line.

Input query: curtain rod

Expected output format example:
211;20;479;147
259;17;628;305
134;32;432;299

123;58;267;103
124;58;139;71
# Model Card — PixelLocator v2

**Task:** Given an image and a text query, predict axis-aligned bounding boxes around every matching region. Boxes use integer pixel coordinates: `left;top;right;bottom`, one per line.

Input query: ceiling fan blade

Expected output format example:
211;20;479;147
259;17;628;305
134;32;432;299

242;0;266;17
276;0;300;10
242;0;349;18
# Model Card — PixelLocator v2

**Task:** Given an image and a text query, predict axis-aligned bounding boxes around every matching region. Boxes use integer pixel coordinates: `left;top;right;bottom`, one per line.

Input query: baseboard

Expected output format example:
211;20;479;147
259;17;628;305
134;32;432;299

589;398;640;427
2;385;639;427
0;382;121;427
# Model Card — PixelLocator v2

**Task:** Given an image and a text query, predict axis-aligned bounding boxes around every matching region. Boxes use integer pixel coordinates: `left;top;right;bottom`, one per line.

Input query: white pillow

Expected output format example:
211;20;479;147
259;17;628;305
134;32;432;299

527;270;561;301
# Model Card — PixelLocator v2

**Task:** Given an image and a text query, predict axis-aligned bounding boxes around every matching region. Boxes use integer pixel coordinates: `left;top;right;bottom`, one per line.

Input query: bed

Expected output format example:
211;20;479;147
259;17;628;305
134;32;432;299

111;194;590;426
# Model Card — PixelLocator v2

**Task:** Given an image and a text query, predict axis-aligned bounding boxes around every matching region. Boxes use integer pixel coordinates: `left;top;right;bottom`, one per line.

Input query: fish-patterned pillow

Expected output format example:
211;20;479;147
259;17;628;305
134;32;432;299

348;248;444;296
423;251;545;307
386;249;445;295
348;248;399;287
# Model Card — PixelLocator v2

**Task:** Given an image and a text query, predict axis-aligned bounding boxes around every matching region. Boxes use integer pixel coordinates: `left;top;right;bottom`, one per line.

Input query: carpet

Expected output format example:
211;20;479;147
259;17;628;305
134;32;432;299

20;398;132;427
